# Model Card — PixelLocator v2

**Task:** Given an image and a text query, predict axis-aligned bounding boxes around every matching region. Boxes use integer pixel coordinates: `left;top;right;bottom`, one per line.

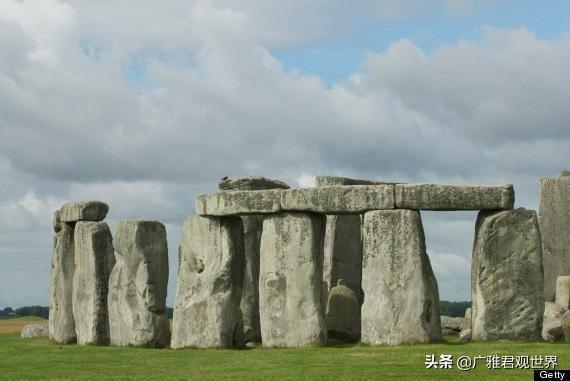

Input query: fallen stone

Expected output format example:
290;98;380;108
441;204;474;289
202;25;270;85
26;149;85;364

395;184;514;210
440;316;463;336
73;221;115;345
196;189;282;216
21;324;49;339
542;317;563;342
538;174;570;301
281;185;395;214
49;210;77;344
59;201;109;222
459;329;472;342
315;176;398;186
361;209;442;346
259;212;327;347
544;302;566;319
171;216;245;349
218;175;289;191
326;279;360;343
463;308;472;331
471;208;544;341
108;220;170;347
556;276;570;310
562;311;570;341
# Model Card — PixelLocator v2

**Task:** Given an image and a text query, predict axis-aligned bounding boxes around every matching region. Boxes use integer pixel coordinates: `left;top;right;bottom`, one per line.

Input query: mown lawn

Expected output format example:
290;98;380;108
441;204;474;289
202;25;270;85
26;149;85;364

0;318;568;380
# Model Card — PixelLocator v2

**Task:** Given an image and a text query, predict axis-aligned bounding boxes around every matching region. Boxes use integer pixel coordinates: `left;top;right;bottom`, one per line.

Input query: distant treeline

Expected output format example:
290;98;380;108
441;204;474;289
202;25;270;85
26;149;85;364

439;301;471;317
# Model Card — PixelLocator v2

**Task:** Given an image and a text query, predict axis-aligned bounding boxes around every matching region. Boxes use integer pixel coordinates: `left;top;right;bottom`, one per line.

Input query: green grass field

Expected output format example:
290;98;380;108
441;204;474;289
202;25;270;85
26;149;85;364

0;318;568;380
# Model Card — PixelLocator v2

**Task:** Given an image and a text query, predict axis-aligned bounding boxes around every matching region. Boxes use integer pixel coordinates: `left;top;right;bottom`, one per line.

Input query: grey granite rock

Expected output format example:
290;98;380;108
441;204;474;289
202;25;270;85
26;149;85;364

471;208;544;341
21;324;49;339
108;220;170;347
196;190;282;216
72;221;115;345
59;201;109;222
218;176;289;191
259;212;327;347
395;184;514;210
556;276;570;310
325;279;360;343
171;216;245;349
361;209;442;346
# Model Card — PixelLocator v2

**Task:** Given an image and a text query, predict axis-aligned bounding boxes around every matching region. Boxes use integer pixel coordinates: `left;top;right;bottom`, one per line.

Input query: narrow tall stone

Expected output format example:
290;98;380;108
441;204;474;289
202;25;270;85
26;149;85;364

539;173;570;301
472;208;544;341
361;210;442;346
171;216;245;349
49;210;76;344
240;215;263;343
72;221;115;345
108;220;170;347
556;276;570;310
259;212;327;347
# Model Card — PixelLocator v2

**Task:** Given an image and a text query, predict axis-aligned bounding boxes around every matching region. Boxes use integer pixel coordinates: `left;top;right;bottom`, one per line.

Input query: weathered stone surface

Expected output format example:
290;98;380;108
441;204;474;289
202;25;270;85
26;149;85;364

326;279;360;343
171;216;245;349
361;210;442;346
395;184;514;210
239;215;263;343
21;324;49;339
281;185;395;214
561;311;570;341
49;211;77;344
440;316;463;336
196;190;282;216
544;302;566;318
108;220;170;347
542;317;563;342
459;329;472;342
315;176;397;186
259;212;327;347
556;276;570;310
218;176;289;191
73;221;115;345
472;208;544;341
538;175;570;302
59;201;109;222
463;308;472;331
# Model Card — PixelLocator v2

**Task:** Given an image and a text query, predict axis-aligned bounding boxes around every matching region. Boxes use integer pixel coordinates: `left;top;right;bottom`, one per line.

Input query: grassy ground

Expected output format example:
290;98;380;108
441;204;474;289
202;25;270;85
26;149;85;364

0;318;568;380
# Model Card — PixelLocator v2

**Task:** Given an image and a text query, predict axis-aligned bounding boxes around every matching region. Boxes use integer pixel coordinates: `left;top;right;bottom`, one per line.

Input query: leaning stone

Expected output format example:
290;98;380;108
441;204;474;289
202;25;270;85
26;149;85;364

315;176;398;186
326;279;360;343
556;276;570;310
196;190;282;216
471;208;544;341
395;184;514;210
542;317;563;342
440;316;463;336
108;220;170;347
459;329;472;342
538;174;570;301
72;221;115;345
21;324;49;339
49;210;76;344
361;209;442;345
259;212;327;347
544;302;566;319
463;308;472;331
59;201;109;222
218;175;289;191
171;216;245;349
281;185;395;214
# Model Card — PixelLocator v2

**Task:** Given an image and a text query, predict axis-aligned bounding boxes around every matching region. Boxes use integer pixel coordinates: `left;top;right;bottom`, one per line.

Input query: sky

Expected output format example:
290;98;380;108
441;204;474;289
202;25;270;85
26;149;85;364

0;0;569;307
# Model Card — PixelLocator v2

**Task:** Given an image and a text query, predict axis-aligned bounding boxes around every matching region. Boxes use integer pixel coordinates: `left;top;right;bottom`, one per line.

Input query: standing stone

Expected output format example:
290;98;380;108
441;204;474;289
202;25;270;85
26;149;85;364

472;208;544;341
556;276;570;310
49;210;77;344
463;307;472;331
73;221;115;345
325;279;360;343
171;216;245;349
240;215;263;343
361;210;442;346
108;220;170;347
538;173;570;301
259;212;326;347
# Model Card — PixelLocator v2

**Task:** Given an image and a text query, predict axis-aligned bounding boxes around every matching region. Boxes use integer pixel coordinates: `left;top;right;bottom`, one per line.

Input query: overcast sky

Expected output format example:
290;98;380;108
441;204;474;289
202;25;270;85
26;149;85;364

1;0;569;307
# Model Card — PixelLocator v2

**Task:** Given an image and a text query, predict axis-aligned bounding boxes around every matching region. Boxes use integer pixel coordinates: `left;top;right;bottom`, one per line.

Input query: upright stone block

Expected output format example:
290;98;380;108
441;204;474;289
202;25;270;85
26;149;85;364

361;210;442;346
471;208;544;341
539;173;570;301
240;215;263;343
171;216;245;349
556;276;570;310
72;221;115;345
259;212;327;347
49;210;77;344
325;279;360;343
108;220;170;347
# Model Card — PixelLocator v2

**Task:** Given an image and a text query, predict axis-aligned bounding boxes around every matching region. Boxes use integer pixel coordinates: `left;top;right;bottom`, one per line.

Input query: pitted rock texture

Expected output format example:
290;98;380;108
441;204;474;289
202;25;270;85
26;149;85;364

395;184;514;210
538;175;570;301
49;210;77;344
471;208;544;341
326;280;360;343
281;185;395;214
72;221;115;345
315;176;398;186
171;216;245;349
556;276;570;310
218;176;289;191
21;324;49;338
259;212;327;347
196;190;282;216
361;210;442;346
108;220;170;347
59;201;109;222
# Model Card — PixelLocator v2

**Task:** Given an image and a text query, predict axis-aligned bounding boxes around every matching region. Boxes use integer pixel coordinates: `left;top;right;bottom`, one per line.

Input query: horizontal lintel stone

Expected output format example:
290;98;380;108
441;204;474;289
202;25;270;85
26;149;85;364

280;185;395;214
59;201;109;222
315;176;399;187
196;189;282;216
395;184;514;211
